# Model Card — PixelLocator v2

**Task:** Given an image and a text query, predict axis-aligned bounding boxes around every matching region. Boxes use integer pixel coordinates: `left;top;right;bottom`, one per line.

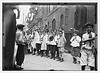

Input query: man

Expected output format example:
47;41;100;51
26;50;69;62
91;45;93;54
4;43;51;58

80;22;96;71
15;24;25;70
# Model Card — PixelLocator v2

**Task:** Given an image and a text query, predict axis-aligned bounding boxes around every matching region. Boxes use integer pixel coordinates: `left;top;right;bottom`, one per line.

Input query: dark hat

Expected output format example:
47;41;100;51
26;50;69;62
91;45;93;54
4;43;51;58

84;22;94;28
49;36;54;41
17;24;25;27
74;30;79;34
45;29;49;33
17;24;25;29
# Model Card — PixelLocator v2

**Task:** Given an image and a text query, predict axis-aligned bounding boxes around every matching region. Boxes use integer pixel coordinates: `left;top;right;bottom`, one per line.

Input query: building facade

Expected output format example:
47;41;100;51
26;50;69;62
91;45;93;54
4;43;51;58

34;4;97;50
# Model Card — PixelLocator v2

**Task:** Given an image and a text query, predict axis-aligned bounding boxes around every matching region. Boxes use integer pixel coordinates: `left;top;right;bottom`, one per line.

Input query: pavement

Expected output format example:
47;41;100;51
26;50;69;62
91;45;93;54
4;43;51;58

22;53;82;71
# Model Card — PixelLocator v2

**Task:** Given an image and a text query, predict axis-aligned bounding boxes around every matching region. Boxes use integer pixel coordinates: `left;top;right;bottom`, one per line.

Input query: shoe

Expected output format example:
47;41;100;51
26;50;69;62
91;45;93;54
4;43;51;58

73;59;77;64
41;55;43;57
50;57;53;59
53;58;55;60
32;53;35;55
60;58;64;62
46;55;49;58
77;61;80;64
14;65;23;70
57;57;61;61
36;54;39;56
56;57;59;59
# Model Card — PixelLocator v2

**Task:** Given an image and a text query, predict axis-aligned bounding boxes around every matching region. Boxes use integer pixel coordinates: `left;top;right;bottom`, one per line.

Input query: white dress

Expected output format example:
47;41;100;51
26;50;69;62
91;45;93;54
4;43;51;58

41;34;48;50
57;36;66;52
31;38;36;49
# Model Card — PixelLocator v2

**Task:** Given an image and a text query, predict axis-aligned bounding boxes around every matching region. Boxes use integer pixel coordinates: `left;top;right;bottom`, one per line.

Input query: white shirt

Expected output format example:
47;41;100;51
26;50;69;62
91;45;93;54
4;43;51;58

34;31;41;43
82;32;95;49
70;35;81;47
57;36;65;48
62;30;66;42
54;35;60;42
48;39;56;45
16;30;25;45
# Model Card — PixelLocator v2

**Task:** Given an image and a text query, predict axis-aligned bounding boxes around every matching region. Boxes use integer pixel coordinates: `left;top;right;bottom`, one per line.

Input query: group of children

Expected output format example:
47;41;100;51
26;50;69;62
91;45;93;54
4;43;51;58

70;22;96;71
25;22;96;70
25;27;66;62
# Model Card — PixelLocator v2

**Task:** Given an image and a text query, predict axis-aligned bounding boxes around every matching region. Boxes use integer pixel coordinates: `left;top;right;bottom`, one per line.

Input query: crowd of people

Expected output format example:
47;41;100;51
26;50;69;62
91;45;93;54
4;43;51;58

3;5;97;71
15;22;96;71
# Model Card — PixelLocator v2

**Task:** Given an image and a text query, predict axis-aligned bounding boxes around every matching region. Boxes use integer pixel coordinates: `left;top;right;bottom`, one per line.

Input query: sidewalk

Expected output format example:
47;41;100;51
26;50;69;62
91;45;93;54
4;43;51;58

22;53;81;71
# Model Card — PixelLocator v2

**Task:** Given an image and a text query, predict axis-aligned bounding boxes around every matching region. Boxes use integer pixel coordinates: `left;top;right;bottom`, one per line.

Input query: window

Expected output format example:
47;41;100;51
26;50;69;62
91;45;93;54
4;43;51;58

52;19;56;31
65;8;69;25
60;14;64;27
65;16;68;25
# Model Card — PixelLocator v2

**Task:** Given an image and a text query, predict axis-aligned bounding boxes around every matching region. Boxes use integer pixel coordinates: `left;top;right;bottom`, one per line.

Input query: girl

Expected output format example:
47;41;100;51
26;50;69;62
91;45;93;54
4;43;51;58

31;31;36;55
57;30;66;62
41;29;49;57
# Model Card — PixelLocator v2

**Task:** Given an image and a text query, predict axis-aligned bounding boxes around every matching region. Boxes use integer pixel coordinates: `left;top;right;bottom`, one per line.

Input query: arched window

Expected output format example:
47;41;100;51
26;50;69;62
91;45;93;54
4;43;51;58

52;19;56;31
48;22;49;28
60;14;64;28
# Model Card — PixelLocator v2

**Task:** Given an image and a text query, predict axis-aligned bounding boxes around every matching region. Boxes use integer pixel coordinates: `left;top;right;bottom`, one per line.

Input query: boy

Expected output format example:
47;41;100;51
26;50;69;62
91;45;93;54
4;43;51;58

70;30;81;64
49;35;57;60
80;23;95;71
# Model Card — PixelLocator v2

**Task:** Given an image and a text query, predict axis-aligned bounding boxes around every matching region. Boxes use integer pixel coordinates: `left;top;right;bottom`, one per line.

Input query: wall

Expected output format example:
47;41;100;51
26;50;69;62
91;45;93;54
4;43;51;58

63;5;76;33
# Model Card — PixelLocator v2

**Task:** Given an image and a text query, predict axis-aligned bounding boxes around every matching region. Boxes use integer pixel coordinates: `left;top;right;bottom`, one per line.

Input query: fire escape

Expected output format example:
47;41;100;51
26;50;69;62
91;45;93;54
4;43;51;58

26;5;42;33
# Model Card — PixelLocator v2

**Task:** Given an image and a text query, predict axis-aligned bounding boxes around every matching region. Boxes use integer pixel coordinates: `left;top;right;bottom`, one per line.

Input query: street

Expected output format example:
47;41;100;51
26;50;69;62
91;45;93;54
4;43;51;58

3;3;97;71
22;53;81;71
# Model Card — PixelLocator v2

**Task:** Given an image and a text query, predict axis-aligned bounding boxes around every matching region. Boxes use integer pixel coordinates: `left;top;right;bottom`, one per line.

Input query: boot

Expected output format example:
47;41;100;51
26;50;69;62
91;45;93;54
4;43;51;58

81;65;86;71
73;57;77;64
57;57;61;61
32;49;36;55
90;66;94;71
60;58;64;62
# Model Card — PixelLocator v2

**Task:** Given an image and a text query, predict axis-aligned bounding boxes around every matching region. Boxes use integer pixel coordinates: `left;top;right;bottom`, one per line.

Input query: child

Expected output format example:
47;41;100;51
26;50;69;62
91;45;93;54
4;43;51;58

31;31;36;55
35;29;41;56
70;30;81;64
54;30;60;59
46;31;52;58
27;34;32;54
39;31;44;56
49;35;57;60
80;23;95;71
57;30;66;62
41;29;49;57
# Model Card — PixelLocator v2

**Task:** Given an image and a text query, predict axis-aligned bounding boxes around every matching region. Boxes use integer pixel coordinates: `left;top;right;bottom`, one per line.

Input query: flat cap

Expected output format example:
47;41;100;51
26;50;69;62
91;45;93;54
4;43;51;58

84;22;94;28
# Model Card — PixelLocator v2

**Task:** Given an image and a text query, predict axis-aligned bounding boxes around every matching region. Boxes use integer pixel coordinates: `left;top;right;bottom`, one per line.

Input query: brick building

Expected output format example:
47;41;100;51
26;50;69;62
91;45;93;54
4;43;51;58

33;4;97;50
